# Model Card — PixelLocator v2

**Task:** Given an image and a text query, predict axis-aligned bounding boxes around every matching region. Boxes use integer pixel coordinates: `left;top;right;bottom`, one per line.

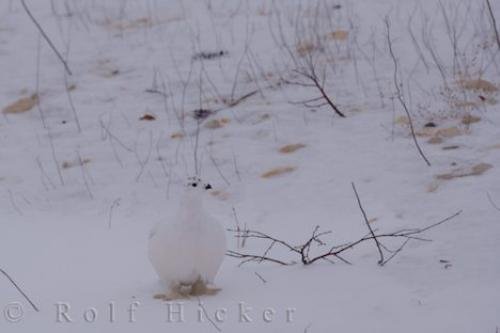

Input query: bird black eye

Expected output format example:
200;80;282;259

205;184;212;190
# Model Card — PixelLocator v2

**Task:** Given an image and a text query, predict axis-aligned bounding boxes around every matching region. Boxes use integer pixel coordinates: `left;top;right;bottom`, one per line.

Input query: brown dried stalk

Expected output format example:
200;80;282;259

227;185;461;266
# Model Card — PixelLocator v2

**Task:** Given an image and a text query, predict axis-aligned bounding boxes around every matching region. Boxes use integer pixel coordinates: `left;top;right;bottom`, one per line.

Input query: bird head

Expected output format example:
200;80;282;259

186;176;213;191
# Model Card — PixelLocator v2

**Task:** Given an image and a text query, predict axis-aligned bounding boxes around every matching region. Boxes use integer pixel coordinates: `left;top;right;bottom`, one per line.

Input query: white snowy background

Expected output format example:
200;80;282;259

0;0;499;332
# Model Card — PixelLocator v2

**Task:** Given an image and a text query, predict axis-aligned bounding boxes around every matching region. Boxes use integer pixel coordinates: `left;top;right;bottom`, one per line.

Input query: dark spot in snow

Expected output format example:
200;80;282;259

140;113;156;121
192;50;228;61
424;122;437;128
193;108;214;120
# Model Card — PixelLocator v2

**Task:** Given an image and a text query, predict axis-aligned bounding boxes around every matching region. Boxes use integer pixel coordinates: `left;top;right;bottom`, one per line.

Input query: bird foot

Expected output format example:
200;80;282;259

153;280;221;300
189;279;221;296
153;289;189;301
201;287;221;296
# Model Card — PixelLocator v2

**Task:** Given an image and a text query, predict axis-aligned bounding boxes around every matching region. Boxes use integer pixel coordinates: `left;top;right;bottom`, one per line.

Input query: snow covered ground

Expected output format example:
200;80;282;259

1;0;499;332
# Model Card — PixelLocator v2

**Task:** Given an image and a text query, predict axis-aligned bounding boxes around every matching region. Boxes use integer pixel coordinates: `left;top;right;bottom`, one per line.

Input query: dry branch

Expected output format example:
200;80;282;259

293;67;346;118
223;90;258;108
197;297;222;332
486;0;500;50
351;182;384;265
385;17;431;167
21;0;72;75
227;185;462;266
269;4;345;118
0;268;39;312
487;192;500;212
283;52;345;118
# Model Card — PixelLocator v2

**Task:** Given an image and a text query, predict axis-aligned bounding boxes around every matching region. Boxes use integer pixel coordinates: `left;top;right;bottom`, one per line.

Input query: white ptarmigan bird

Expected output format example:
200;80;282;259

148;177;226;300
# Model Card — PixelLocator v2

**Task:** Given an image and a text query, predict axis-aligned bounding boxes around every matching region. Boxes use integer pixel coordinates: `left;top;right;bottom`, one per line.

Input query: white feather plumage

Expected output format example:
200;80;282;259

148;180;226;297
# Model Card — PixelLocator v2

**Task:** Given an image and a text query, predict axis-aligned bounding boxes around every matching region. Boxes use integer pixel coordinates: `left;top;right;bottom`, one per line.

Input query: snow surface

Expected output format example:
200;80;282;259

0;0;499;332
